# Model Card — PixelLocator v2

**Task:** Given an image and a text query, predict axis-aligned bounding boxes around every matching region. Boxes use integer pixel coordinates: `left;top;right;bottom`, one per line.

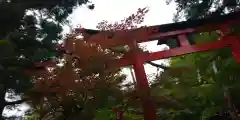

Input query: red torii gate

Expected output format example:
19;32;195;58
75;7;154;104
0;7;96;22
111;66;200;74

75;11;240;120
28;11;240;120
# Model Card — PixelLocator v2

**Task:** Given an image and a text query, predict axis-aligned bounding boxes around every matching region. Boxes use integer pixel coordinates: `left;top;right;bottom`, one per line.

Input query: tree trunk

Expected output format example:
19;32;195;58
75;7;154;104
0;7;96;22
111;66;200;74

129;66;137;87
0;84;6;120
224;87;240;120
211;61;239;119
0;104;4;120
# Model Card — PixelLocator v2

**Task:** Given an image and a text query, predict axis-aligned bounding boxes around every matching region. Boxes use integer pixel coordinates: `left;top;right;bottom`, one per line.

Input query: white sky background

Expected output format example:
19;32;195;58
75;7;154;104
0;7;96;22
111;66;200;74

64;0;177;84
4;0;176;117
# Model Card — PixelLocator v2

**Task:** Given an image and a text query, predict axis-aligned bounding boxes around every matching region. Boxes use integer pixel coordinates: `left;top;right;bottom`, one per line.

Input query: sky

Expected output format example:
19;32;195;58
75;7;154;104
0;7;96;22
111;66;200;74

4;0;177;117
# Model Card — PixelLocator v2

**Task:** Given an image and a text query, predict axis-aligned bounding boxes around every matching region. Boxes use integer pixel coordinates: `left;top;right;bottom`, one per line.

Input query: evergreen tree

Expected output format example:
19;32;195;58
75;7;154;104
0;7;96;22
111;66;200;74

0;0;93;119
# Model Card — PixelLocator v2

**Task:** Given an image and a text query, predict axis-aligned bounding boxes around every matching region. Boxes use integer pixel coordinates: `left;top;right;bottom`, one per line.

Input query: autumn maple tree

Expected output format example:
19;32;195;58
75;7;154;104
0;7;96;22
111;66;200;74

26;35;126;119
24;7;155;120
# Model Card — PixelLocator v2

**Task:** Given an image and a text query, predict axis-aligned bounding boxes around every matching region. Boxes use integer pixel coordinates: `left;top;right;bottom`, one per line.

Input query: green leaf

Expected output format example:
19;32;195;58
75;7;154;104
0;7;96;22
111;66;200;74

201;107;221;120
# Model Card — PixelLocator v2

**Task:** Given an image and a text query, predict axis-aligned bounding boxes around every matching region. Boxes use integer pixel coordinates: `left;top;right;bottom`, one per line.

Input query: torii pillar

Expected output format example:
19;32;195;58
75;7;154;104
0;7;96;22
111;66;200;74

79;28;159;120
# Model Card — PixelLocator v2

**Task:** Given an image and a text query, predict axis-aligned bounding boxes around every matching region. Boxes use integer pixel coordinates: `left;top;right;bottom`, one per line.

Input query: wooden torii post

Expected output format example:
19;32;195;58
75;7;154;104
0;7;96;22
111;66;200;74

26;11;240;120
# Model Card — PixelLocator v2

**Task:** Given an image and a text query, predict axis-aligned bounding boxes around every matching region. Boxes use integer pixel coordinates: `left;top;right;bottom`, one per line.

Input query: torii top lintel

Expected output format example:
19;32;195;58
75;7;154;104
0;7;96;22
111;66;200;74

75;11;240;48
70;11;240;68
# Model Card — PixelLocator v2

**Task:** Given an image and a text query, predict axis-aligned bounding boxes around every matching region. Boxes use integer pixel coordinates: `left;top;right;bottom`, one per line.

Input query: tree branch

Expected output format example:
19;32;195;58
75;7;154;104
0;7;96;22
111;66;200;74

146;61;168;70
5;99;26;106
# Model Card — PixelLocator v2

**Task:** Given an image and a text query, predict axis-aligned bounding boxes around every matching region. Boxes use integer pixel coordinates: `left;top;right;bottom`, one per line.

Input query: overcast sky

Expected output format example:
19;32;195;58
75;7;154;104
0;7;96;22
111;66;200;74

4;0;176;117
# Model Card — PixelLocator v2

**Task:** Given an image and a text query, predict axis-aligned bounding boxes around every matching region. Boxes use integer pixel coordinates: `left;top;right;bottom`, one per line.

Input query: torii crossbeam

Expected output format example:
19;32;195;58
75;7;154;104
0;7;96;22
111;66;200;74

27;11;240;120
